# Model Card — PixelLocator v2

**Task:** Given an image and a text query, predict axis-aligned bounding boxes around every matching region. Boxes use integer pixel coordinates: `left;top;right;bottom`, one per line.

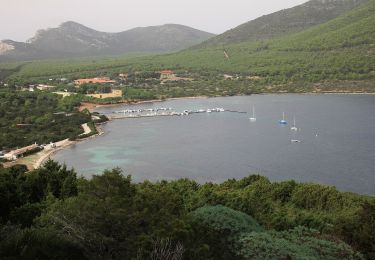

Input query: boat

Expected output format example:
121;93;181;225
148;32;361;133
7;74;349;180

278;112;287;125
207;109;212;113
290;116;298;131
249;105;256;122
291;139;301;143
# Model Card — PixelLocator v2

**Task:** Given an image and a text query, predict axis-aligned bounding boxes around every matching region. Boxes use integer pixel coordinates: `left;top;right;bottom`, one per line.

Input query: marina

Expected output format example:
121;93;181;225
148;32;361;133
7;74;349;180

110;107;230;119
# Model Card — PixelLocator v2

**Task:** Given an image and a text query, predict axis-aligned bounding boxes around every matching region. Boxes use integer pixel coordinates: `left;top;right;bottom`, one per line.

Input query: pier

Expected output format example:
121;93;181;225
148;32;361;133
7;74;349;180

108;107;247;120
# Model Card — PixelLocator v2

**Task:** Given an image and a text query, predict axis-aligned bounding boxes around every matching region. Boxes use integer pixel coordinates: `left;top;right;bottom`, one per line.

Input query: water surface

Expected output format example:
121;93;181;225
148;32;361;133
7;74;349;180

53;95;375;194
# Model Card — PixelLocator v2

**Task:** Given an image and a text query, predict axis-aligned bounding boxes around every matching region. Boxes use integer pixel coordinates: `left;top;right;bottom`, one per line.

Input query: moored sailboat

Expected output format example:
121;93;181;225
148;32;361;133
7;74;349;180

249;105;256;122
278;112;287;125
291;116;298;131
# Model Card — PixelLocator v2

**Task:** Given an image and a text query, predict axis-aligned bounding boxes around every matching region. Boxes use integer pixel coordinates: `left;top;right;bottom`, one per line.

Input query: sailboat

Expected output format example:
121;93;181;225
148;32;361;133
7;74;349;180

249;105;256;122
290;116;298;131
278;112;287;125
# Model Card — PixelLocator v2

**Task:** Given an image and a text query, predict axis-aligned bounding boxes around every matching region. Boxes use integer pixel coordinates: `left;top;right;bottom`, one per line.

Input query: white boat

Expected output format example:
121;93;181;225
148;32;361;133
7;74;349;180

290;116;298;131
278;112;287;125
249;105;256;122
291;139;301;143
207;109;212;113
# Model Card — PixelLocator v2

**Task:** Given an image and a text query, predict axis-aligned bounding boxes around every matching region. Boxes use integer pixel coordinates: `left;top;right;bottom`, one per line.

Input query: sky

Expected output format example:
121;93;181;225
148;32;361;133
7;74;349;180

1;0;308;41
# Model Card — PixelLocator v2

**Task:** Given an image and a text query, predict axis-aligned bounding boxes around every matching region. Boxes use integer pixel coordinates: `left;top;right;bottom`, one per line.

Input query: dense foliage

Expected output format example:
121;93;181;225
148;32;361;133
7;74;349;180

0;162;373;259
0;90;91;149
197;0;368;46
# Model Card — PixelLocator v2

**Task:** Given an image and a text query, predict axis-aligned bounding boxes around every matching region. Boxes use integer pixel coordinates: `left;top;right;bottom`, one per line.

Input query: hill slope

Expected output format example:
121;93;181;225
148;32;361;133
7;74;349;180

2;1;374;93
198;0;368;47
0;22;215;61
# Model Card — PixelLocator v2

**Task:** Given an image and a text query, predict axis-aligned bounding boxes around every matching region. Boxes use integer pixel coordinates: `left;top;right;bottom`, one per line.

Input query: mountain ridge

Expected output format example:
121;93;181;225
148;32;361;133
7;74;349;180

0;22;215;61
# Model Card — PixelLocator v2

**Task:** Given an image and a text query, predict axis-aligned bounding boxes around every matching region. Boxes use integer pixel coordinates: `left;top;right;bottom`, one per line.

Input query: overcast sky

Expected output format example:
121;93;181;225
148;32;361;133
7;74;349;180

1;0;308;41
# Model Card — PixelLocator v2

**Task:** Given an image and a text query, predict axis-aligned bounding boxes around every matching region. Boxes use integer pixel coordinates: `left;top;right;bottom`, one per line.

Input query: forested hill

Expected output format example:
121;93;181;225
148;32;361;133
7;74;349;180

1;0;374;93
196;0;368;47
0;22;215;62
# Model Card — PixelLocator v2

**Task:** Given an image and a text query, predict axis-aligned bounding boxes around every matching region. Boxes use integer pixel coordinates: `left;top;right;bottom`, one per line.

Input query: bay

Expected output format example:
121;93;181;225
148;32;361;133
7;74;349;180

52;94;375;195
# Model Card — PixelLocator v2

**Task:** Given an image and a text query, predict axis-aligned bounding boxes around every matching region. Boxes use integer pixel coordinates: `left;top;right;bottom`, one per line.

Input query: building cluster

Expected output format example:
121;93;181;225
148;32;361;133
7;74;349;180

74;77;116;85
159;70;193;82
86;89;123;99
1;143;39;161
18;69;194;100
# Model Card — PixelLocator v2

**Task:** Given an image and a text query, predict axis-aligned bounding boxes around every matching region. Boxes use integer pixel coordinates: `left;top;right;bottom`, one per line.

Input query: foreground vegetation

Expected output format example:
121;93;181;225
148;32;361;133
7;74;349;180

0;161;373;259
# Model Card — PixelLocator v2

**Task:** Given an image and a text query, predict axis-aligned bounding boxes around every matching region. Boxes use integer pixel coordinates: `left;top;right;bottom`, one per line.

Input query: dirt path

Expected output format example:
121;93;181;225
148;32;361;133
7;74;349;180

79;123;91;136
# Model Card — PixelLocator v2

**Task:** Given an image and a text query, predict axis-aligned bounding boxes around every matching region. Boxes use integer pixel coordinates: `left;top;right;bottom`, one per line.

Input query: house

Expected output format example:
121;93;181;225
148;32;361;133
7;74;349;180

85;89;123;99
37;84;56;91
24;85;36;91
53;91;74;98
74;77;116;85
246;76;262;80
160;70;175;80
4;143;39;161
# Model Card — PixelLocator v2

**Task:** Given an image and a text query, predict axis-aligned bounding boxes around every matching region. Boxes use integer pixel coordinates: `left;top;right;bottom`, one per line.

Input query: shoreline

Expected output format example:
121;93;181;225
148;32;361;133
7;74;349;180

81;92;375;112
33;139;76;169
80;96;209;112
9;92;374;170
3;124;106;171
35;124;105;169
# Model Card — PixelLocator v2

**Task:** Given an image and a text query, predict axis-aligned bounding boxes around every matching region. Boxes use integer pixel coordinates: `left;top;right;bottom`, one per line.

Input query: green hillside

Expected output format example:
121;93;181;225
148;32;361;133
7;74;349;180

1;0;374;94
197;0;368;47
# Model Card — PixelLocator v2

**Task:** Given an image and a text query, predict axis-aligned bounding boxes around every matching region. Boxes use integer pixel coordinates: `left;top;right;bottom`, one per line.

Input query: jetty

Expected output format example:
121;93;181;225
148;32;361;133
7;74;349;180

108;107;246;120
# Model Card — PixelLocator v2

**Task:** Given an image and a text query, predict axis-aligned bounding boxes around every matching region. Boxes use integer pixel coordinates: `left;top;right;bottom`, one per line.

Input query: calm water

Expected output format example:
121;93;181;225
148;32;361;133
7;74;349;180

53;95;375;194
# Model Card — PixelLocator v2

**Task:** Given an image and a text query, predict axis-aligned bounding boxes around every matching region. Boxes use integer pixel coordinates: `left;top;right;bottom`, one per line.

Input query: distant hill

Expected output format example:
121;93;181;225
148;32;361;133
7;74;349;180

197;0;368;47
0;22;215;61
2;0;374;93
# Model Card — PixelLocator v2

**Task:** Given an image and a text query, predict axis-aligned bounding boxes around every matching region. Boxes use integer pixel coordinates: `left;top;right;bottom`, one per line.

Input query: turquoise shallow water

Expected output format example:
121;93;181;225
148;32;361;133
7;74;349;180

53;94;375;194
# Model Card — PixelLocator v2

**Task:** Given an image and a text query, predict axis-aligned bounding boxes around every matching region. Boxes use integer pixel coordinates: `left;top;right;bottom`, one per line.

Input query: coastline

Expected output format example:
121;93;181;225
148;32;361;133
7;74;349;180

3;124;105;171
36;124;106;169
9;92;374;170
80;96;209;112
33;139;76;169
80;92;375;112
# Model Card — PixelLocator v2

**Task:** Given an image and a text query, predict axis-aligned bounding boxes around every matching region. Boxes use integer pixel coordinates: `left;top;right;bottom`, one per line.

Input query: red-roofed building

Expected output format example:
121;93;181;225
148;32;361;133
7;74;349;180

160;70;175;80
4;143;39;161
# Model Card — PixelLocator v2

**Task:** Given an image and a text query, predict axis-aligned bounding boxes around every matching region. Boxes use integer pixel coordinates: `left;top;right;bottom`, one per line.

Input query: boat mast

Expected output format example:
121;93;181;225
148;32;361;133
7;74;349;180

253;105;255;118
